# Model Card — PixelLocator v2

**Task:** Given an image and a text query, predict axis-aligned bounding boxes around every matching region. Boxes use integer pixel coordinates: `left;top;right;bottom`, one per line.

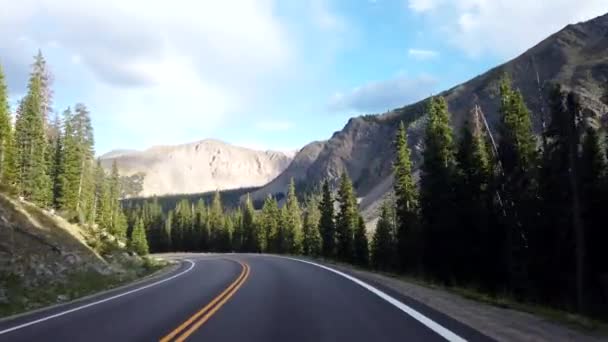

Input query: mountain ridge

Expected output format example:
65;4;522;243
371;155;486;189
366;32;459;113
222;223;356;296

100;139;295;197
253;12;608;225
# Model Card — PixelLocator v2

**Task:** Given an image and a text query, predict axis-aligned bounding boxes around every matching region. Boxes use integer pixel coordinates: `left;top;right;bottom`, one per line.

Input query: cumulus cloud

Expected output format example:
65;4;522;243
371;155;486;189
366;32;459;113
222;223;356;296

0;0;332;152
0;0;292;89
328;74;438;113
408;0;608;58
408;49;439;60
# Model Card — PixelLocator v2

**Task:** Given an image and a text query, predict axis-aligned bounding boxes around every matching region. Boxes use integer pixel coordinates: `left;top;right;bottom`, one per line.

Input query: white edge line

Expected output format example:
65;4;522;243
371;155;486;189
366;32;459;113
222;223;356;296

279;256;467;342
0;259;196;336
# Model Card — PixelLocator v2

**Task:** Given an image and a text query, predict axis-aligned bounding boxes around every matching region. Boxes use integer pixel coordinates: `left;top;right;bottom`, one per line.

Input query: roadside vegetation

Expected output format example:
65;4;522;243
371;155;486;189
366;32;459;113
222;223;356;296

2;52;607;328
125;76;608;326
0;53;168;317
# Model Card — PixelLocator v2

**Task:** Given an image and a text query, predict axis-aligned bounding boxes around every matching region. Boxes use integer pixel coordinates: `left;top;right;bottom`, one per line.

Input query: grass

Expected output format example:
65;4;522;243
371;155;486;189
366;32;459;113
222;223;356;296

0;256;168;318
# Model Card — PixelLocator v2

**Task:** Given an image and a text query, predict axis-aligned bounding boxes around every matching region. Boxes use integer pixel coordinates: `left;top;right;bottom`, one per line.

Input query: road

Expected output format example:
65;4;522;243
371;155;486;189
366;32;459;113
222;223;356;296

0;254;493;341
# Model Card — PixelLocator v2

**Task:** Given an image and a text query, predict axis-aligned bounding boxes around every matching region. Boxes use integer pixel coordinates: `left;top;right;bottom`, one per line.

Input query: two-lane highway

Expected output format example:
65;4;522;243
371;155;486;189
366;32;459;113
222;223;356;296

0;255;493;341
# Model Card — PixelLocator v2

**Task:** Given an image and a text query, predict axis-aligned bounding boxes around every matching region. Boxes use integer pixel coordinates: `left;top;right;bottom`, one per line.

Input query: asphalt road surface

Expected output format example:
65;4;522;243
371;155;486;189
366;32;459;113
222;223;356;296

0;254;493;341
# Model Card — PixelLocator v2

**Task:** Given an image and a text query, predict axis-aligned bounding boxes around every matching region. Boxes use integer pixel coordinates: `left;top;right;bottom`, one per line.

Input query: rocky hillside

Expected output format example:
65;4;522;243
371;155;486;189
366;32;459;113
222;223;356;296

254;12;608;224
0;193;157;316
100;139;294;197
249;141;326;201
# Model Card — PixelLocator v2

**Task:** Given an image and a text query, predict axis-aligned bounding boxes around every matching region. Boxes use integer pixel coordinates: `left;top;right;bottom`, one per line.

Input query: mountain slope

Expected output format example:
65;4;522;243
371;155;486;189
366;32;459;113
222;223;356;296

0;192;166;316
249;140;326;201
254;13;608;223
100;139;294;197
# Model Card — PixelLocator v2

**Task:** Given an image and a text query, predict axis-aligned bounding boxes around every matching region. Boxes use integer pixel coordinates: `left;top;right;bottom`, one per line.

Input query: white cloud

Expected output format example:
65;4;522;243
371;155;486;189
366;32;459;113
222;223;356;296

5;0;292;88
255;121;294;132
408;48;439;60
408;0;442;12
311;0;348;32
328;74;437;113
408;0;608;58
0;0;338;153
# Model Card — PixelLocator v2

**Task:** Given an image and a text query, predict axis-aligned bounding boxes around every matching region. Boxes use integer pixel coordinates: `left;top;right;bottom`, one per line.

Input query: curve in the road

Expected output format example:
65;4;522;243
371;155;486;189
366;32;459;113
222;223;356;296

0;259;196;336
161;260;250;342
277;256;467;342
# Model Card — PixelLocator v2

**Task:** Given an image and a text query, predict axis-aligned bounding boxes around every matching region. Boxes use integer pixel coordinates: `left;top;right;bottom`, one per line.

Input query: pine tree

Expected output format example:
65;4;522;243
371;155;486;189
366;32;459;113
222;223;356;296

420;96;458;281
0;63;15;188
454;108;495;282
14;68;51;206
94;160;112;231
393;121;419;272
371;200;395;271
208;191;225;251
336;172;358;263
57;104;95;220
498;75;539;295
1;128;17;191
174;199;194;251
163;210;173;252
580;126;607;291
278;205;289;253
73;104;95;221
353;215;369;266
57;107;76;211
48;113;63;207
241;194;259;252
32;50;53;128
141;198;165;253
261;195;280;253
318;179;335;258
194;199;210;251
112;208;128;242
222;214;234;252
302;195;322;257
108;160;125;236
284;178;303;254
130;217;149;256
232;208;244;252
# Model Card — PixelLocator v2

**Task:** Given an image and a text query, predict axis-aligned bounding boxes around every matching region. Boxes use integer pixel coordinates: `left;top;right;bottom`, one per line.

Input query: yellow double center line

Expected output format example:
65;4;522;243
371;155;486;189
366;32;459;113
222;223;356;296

160;260;250;342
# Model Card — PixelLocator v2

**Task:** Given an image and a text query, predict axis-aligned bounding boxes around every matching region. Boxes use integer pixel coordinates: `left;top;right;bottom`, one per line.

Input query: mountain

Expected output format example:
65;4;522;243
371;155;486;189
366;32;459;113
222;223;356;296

249;140;326;201
100;139;294;197
253;13;608;224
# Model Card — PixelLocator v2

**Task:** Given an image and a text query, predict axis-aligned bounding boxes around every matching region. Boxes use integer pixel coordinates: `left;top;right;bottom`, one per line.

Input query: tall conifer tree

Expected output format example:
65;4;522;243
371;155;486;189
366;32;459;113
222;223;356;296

393;121;419;271
0;64;15;187
371;201;395;271
336;172;358;263
420;96;458;281
241;194;259;252
302;195;322;257
284;178;303;254
14;67;50;206
319;179;335;258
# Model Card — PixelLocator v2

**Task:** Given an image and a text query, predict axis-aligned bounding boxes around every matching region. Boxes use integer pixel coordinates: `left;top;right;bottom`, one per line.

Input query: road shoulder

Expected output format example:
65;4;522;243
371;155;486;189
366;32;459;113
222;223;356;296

294;257;607;342
0;258;180;326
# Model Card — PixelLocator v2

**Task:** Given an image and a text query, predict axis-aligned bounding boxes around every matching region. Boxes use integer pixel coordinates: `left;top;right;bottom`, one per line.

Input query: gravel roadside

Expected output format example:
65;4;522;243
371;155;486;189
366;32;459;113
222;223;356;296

320;261;607;342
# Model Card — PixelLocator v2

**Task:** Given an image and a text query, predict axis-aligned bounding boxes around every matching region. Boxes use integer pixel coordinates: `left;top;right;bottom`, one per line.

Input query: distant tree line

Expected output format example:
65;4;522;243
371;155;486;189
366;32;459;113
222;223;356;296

0;52;130;253
125;176;369;266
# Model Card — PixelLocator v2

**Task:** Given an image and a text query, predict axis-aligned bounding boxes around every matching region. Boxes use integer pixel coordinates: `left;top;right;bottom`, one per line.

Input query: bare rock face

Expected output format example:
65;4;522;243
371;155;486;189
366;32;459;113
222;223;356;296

100;139;294;197
254;13;608;224
249;140;326;201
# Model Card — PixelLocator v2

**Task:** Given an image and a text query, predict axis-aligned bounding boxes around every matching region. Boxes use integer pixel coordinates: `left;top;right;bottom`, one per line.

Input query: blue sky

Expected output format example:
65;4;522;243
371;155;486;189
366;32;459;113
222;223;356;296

2;0;608;155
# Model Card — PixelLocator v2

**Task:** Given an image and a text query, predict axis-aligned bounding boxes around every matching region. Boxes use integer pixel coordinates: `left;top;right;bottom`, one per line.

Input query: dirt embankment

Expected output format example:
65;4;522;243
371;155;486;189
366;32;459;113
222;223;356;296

0;194;164;317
